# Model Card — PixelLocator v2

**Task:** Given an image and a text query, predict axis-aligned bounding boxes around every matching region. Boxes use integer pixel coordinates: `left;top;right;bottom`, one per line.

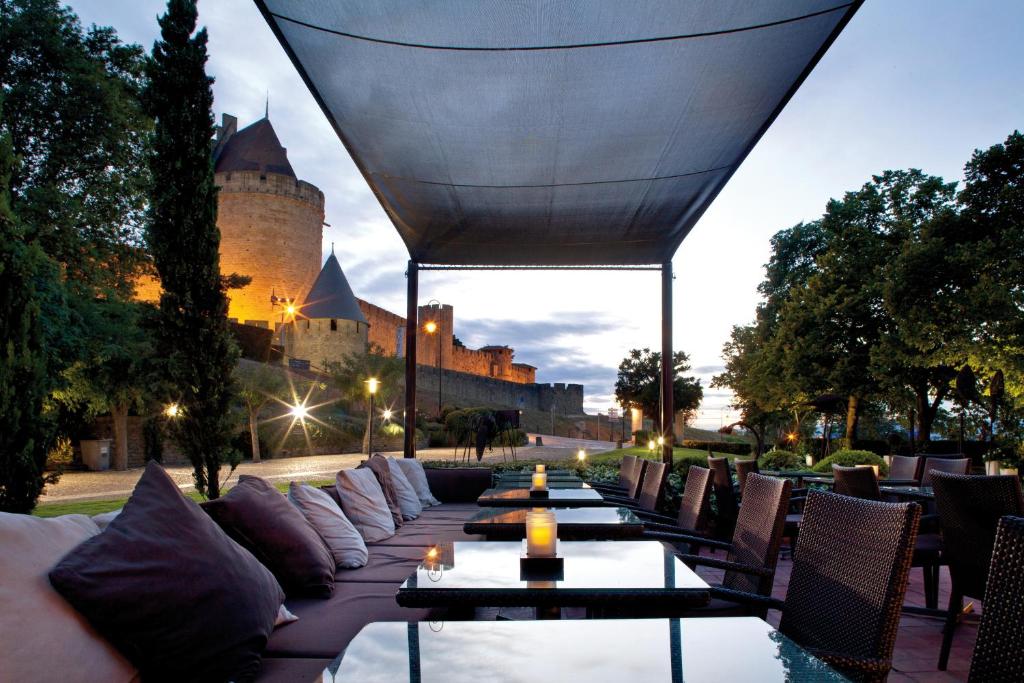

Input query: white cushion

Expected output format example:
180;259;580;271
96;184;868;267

288;483;368;568
386;458;424;520
0;512;137;682
334;469;396;542
91;508;121;530
395;458;441;507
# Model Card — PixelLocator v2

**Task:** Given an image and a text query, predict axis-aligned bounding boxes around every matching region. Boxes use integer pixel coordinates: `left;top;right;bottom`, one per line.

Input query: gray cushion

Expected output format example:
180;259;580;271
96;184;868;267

359;455;404;528
368;522;485;547
49;462;284;683
266;582;439;658
333;545;431;583
254;657;333;683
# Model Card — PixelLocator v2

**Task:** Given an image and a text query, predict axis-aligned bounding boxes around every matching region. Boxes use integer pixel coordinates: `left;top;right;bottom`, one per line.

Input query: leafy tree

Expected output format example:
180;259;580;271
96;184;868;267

0;99;68;512
146;0;239;498
614;348;703;435
327;343;404;453
234;361;288;463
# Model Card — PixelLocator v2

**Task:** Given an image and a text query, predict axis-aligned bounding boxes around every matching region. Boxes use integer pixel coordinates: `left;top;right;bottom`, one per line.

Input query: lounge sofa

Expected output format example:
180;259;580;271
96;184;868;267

255;467;492;681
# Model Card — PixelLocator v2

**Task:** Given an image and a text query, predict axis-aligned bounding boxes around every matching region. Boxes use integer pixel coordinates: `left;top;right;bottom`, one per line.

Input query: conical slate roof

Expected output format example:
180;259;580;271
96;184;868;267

300;252;367;323
214;117;295;178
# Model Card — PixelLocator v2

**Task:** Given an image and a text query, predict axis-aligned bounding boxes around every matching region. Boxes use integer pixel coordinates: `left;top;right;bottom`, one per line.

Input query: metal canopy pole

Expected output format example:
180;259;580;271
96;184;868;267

661;261;674;465
404;260;418;458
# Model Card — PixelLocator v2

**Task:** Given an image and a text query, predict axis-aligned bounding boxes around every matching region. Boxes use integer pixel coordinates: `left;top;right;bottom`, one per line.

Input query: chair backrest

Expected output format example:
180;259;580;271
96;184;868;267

779;490;920;675
832;464;880;501
722;473;792;596
968;515;1024;683
888;455;920;482
931;472;1024;600
707;456;739;525
920;456;971;486
676;465;713;532
636;461;668;512
734;458;760;497
628;459;649;499
618;455;638;489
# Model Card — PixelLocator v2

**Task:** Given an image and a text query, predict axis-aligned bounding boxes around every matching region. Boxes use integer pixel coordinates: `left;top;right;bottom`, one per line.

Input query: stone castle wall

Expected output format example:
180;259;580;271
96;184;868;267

417;367;583;414
281;317;368;369
217;170;324;328
360;299;405;355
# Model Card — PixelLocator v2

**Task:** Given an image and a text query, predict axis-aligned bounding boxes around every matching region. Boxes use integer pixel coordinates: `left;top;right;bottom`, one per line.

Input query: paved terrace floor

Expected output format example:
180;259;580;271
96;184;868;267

40;435;616;503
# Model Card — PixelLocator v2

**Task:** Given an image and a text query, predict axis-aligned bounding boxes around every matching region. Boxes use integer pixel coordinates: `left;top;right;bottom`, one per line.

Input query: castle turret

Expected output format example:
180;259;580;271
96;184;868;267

281;251;368;368
213;114;324;329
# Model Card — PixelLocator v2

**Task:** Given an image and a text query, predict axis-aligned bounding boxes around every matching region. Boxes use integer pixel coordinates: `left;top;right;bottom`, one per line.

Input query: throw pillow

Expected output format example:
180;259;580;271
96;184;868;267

386;457;424;520
359;455;404;527
288;482;368;568
48;462;284;682
91;508;121;530
1;512;137;683
395;457;442;506
202;475;335;598
335;468;396;542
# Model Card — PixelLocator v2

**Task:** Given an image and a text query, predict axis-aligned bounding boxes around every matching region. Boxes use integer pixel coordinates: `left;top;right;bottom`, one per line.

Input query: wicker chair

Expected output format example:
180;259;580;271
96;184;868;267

600;459;649;506
713;490;921;682
645;473;792;617
967;515;1024;682
887;455;920;482
832;465;880;500
735;458;760;497
603;461;668;514
587;454;637;494
708;456;739;538
921;457;971;486
931;471;1024;670
638;465;714;546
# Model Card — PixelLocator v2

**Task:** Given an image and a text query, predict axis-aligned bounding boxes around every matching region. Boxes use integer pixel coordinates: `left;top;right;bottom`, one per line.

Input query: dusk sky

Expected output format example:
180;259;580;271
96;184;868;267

69;1;1024;428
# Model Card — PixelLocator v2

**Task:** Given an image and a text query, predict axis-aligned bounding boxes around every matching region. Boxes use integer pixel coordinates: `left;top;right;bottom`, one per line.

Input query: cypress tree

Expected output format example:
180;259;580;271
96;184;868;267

146;0;238;498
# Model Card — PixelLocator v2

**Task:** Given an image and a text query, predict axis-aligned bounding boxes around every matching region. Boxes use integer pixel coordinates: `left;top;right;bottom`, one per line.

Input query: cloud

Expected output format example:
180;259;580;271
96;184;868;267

694;364;725;375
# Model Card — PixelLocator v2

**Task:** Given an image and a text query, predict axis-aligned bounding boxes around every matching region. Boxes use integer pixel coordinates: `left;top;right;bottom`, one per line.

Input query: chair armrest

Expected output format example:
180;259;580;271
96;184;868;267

708;586;784;611
642;529;731;551
676;554;773;577
631;509;678;525
803;648;892;677
600;494;637;505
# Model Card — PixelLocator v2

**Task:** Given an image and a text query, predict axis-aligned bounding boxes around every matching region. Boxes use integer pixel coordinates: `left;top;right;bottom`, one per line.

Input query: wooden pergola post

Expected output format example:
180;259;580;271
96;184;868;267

404;260;418;458
661;261;674;465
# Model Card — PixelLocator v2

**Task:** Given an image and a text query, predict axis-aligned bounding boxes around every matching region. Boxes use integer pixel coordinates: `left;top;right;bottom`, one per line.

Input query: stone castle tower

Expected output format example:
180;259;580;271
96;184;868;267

213;113;325;329
281;250;368;369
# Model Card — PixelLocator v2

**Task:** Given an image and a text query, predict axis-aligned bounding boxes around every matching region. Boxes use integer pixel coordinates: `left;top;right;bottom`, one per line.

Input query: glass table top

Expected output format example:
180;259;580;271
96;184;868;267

477;487;605;507
467;507;641;527
495;480;592;489
879;485;935;499
400;541;708;592
322;617;848;682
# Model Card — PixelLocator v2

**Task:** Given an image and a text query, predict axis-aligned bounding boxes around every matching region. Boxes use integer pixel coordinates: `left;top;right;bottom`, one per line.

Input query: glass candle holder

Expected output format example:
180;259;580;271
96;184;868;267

525;509;558;557
531;472;548;491
535;463;546;474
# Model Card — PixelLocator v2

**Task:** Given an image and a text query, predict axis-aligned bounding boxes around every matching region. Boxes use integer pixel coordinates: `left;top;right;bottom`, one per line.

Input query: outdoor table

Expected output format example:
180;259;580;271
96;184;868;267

322;617;848;682
464;507;644;540
477;487;605;508
495;479;592;489
802;476;920;487
495;472;583;483
879;485;935;501
395;540;710;615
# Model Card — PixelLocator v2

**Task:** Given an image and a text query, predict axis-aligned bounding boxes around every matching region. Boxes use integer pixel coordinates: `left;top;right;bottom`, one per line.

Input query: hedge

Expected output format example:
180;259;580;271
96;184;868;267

812;449;889;477
757;450;803;471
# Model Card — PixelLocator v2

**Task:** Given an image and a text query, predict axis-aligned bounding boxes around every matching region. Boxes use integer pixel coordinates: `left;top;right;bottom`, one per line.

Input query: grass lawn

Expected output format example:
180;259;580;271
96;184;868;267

587;446;748;465
32;478;334;518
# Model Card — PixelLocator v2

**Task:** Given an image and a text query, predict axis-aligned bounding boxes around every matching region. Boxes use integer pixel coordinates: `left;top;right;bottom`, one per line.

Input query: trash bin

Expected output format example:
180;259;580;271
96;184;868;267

80;439;112;471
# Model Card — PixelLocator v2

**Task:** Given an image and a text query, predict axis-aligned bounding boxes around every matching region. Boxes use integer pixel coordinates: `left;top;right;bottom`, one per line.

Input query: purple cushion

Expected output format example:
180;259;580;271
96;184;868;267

203;475;334;598
48;462;284;683
359;455;404;528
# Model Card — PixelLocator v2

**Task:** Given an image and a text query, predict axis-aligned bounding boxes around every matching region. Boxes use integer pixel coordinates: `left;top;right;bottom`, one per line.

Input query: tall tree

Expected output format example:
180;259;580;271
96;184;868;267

234;361;287;463
0;98;68;512
146;0;239;498
328;344;405;453
614;348;703;434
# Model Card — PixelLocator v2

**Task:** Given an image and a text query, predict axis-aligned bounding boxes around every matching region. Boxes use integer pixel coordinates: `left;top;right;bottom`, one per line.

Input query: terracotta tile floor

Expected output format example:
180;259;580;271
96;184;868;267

693;551;977;682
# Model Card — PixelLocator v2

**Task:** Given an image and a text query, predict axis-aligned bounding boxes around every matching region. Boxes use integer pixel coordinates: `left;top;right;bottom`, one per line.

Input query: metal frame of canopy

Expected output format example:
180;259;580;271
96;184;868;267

253;1;865;464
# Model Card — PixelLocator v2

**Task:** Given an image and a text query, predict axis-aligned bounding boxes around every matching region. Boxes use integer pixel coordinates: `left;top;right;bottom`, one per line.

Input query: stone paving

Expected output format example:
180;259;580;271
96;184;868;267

40;435;617;503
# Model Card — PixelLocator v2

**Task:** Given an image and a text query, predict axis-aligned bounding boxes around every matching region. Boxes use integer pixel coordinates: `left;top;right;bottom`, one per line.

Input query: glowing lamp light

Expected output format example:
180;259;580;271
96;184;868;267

535;464;546;474
577;449;587;462
657;436;665;446
164;403;180;418
787;432;798;442
284;303;297;316
382;408;393;421
426;546;439;561
424;320;438;334
648;440;655;451
290;403;309;420
366;377;379;395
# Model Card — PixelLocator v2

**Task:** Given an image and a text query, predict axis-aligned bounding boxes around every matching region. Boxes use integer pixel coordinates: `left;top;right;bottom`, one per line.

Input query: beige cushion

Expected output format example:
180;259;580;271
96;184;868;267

386;457;424;520
288;482;368;568
92;508;121;530
335;469;396;542
0;512;137;682
394;457;441;506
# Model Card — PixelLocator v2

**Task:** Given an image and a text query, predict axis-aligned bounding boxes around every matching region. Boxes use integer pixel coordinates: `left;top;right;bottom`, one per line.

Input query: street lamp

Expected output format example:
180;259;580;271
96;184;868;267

164;403;180;418
424;299;442;418
366;377;379;454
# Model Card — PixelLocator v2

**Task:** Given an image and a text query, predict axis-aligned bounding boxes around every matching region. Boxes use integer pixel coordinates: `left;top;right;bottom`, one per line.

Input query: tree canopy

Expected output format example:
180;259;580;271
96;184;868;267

614;348;703;433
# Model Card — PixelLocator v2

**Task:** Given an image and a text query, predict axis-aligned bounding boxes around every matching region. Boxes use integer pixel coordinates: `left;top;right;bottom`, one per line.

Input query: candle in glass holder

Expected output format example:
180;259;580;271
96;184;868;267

525;509;558;557
531;471;548;491
535;463;546;474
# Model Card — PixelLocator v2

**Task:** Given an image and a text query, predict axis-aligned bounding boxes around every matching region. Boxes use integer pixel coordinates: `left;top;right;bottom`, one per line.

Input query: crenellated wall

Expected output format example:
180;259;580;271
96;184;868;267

280;317;367;369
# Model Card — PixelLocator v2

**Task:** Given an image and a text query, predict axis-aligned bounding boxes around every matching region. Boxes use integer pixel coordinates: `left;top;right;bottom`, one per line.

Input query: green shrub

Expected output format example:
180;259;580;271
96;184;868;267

812;449;889;477
633;429;651;444
758;449;803;471
672;454;709;479
680;440;752;456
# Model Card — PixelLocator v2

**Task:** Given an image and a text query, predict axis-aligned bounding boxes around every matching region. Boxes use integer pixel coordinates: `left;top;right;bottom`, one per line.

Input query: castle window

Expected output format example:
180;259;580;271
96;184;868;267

305;320;310;330
330;319;337;331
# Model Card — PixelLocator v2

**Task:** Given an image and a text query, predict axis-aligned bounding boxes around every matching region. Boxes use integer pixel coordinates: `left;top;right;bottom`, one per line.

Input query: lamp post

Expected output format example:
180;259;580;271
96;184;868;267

424;299;442;418
366;377;379;455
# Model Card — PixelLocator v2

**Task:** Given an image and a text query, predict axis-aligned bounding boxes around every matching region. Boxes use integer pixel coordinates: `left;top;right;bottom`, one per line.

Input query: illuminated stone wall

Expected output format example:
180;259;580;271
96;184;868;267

280;317;368;369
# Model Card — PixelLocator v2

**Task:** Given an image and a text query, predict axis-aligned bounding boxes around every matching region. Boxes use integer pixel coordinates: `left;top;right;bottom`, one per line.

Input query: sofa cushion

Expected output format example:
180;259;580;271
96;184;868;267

395;457;442;506
423;467;493;503
288;482;368;569
91;508;121;530
368;524;485;547
254;657;334;683
359;455;404;527
0;512;136;683
333;545;431;583
266;581;439;658
335;468;396;542
203;475;335;598
49;462;284;683
387;457;424;520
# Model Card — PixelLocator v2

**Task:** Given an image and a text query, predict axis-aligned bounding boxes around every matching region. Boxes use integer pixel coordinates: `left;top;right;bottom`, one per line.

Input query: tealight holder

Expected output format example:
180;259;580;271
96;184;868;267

529;471;549;498
521;510;562;578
